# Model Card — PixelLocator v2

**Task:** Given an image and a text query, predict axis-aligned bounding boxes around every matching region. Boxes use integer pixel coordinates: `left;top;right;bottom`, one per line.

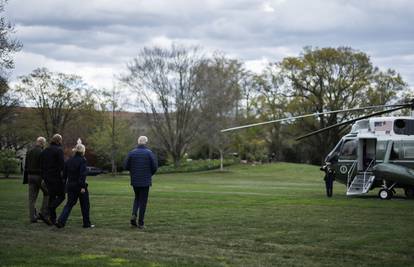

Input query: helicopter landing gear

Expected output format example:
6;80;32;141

379;181;397;200
378;189;393;200
404;187;414;199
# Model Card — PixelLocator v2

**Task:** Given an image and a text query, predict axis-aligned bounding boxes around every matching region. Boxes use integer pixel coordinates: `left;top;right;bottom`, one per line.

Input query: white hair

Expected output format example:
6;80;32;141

73;138;86;155
36;136;46;147
51;134;62;144
137;136;148;145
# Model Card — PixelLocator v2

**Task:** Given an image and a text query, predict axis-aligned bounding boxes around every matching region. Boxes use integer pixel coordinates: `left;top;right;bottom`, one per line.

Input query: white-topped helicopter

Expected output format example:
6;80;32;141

221;100;414;200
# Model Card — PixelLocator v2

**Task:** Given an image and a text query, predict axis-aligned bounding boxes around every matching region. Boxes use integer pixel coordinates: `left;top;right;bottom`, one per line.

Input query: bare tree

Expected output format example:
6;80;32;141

122;45;205;167
16;68;91;138
99;86;124;175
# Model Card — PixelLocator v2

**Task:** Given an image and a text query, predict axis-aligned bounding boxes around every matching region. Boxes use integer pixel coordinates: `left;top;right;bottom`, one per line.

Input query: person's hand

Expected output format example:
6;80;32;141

80;188;86;194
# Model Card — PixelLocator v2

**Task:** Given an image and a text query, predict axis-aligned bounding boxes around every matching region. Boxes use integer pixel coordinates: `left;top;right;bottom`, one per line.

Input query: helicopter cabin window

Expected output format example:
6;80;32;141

394;119;414;135
390;142;402;160
339;139;357;160
403;141;414;159
376;141;387;160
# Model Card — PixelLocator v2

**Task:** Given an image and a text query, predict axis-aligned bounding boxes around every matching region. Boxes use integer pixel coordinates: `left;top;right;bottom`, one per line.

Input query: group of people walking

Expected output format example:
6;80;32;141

24;134;158;229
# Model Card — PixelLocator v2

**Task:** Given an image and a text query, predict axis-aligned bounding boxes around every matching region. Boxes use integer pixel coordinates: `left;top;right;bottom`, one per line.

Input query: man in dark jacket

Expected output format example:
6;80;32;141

56;139;94;228
40;134;65;224
124;136;157;229
24;136;49;223
321;163;335;197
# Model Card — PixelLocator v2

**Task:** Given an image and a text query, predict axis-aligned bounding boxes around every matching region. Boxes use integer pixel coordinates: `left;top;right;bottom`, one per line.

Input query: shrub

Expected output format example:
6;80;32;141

0;149;20;178
157;159;236;174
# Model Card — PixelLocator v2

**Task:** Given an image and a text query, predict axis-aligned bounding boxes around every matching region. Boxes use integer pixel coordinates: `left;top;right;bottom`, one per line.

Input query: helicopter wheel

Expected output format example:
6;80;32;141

404;188;414;199
379;189;392;200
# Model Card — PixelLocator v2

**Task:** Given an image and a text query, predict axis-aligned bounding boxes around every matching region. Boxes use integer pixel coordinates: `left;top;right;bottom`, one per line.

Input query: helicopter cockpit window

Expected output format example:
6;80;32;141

394;119;414;135
339;139;357;160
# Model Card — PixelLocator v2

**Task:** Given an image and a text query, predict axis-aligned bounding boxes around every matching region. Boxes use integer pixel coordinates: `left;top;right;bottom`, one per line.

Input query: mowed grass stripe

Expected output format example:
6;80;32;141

1;162;413;266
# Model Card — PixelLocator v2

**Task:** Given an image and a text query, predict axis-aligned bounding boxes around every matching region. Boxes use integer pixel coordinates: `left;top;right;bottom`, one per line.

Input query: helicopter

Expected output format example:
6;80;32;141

221;100;414;200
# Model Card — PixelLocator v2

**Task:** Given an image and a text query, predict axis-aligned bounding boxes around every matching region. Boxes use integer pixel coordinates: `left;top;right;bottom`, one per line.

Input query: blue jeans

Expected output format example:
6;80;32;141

58;188;91;227
132;186;150;226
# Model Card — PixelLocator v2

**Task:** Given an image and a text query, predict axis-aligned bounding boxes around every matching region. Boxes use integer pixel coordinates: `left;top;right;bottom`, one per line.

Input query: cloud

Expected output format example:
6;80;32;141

5;0;414;88
12;51;120;89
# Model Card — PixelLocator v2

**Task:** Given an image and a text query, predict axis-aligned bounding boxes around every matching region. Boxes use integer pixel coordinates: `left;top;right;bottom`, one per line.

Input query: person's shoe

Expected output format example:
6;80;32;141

130;219;137;227
137;224;145;230
83;224;95;228
46;218;54;226
47;217;56;226
55;221;64;228
130;215;137;227
38;213;51;225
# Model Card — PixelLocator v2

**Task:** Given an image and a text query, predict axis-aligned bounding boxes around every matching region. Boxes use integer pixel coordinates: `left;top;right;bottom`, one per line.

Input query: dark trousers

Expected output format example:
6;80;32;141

132;186;150;226
48;188;65;223
58;188;91;227
325;179;333;197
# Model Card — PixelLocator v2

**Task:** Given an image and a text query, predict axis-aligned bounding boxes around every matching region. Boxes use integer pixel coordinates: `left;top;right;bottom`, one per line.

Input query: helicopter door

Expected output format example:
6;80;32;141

357;138;377;172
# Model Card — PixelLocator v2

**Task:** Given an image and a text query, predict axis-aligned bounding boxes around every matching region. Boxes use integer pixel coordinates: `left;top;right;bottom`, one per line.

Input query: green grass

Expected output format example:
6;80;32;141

1;163;414;267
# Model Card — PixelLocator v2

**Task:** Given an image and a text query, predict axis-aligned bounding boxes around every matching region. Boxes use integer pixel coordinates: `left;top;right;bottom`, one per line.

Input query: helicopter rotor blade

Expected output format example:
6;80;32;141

220;103;408;133
295;105;407;141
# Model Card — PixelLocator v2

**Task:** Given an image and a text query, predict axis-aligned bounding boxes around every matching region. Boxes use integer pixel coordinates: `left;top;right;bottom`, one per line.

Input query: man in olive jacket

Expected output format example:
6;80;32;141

124;136;157;229
24;136;49;223
40;134;65;224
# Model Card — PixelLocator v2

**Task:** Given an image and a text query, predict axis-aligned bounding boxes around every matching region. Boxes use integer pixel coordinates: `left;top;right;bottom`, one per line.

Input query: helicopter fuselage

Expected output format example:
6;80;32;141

325;117;414;195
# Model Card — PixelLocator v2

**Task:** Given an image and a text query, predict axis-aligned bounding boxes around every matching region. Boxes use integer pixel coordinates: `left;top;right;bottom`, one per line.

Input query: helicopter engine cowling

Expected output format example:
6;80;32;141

373;163;414;186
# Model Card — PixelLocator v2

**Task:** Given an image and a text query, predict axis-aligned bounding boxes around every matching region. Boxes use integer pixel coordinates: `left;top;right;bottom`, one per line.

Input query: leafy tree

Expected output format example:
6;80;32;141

89;117;136;172
0;0;21;124
16;68;94;138
279;47;408;163
0;107;41;150
365;69;407;105
0;0;21;74
252;65;289;161
122;45;205;167
197;55;243;169
0;77;18;123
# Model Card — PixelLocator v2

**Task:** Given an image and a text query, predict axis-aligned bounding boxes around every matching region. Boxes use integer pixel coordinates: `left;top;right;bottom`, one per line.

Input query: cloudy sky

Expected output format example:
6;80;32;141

5;0;414;89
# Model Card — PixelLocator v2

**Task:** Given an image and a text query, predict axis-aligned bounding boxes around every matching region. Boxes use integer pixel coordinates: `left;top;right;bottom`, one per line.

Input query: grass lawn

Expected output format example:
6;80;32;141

1;163;414;266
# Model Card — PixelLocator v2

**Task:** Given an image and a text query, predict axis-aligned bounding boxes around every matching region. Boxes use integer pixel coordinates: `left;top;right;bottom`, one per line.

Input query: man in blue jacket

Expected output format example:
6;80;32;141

124;136;158;229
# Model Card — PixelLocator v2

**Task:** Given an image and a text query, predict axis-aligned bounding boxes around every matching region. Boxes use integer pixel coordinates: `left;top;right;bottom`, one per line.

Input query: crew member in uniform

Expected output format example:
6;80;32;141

321;163;335;197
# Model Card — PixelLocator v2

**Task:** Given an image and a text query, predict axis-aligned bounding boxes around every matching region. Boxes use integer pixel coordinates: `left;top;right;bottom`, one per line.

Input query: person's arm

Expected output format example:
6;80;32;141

58;149;65;183
124;153;131;171
23;151;29;184
149;152;158;175
62;162;68;184
79;158;87;192
40;150;46;181
58;149;65;172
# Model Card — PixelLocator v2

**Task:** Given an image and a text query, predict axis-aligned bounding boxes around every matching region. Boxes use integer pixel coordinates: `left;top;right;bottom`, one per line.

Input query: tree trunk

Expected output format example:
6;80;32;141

111;157;116;176
111;104;116;176
173;155;181;168
219;149;224;171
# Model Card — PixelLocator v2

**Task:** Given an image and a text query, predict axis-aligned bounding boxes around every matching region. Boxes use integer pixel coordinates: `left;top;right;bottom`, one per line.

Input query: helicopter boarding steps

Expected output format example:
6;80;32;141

346;159;375;196
346;173;375;196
